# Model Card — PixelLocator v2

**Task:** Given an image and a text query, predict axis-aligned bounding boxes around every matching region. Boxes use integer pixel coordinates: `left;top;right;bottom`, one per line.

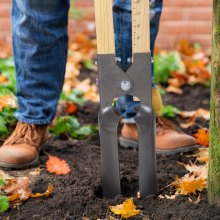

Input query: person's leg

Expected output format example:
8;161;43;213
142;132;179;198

113;0;163;122
13;0;69;125
0;0;69;168
113;0;197;154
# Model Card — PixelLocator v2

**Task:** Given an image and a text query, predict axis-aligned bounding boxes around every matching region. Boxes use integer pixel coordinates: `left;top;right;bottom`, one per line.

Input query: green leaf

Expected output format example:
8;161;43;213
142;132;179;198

0;178;6;187
0;196;9;212
83;59;97;71
60;89;85;106
49;116;80;136
154;51;182;84
72;125;98;139
161;105;180;118
49;116;98;139
0;107;17;139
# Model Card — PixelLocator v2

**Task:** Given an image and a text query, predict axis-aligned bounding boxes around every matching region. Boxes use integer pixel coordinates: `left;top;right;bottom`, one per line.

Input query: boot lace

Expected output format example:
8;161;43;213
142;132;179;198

156;116;182;136
3;122;43;148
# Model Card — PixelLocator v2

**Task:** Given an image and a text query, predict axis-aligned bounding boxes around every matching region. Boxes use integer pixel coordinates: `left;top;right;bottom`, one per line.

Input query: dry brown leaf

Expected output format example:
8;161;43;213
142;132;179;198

178;162;208;180
0;94;17;111
110;198;141;219
179;108;210;121
166;85;183;94
159;194;178;200
46;155;71;175
180;115;196;128
3;177;31;201
29;168;44;176
29;184;54;198
193;129;209;147
192;148;209;163
0;170;13;180
75;78;99;102
188;194;201;204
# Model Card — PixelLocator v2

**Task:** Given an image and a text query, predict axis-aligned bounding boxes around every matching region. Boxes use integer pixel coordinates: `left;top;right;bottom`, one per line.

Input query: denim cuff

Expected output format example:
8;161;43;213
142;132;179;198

15;113;51;125
123;117;136;124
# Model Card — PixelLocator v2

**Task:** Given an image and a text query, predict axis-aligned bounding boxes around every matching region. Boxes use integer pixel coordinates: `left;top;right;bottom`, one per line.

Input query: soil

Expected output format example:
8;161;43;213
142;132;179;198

1;80;218;220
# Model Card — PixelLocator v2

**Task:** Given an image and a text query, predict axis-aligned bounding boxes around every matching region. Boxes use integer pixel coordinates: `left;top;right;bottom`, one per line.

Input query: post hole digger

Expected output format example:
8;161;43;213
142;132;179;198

94;0;157;199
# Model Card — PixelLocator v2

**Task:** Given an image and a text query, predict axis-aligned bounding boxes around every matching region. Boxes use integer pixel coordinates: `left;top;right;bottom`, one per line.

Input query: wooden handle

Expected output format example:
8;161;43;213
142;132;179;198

132;0;150;53
94;0;115;54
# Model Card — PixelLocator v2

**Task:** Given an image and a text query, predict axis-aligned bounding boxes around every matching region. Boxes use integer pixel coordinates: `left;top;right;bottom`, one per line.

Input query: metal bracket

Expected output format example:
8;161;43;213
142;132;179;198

97;53;157;198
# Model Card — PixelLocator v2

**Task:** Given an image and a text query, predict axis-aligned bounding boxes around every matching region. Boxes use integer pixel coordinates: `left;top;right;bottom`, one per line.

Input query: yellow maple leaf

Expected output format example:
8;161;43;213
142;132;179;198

172;177;207;195
110;198;141;219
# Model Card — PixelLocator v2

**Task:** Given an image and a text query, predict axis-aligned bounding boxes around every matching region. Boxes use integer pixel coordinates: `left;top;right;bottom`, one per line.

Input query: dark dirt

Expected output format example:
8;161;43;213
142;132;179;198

1;83;218;220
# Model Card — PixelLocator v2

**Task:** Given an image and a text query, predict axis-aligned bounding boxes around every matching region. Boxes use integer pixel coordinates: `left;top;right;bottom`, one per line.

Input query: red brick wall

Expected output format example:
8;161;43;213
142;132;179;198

0;0;212;49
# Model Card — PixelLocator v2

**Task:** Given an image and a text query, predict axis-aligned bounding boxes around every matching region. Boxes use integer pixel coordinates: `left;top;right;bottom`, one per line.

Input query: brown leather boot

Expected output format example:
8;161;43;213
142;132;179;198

0;121;48;168
119;116;197;155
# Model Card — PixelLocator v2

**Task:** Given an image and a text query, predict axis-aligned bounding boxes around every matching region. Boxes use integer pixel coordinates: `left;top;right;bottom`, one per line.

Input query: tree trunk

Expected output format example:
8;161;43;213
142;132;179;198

208;0;220;205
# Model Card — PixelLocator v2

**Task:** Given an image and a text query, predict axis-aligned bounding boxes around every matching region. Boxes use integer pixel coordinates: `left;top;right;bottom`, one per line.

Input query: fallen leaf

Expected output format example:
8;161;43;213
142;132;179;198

3;177;31;201
46;155;71;175
29;184;54;198
178;162;207;180
192;148;209;163
188;194;201;204
7;194;20;202
193;129;209;147
29;168;44;176
0;170;13;180
110;198;141;219
0;94;17;111
166;85;183;94
159;194;177;199
180;115;196;128
172;177;207;195
179;108;210;121
66;102;77;114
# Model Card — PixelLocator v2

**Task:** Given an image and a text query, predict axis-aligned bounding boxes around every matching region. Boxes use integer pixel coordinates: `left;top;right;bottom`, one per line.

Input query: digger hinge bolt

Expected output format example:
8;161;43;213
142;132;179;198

121;81;131;91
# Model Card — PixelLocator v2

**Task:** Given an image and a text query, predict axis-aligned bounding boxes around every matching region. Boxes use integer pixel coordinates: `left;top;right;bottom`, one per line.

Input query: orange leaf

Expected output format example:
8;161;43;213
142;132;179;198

29;184;54;198
66;102;77;114
193;129;209;147
8;194;21;202
46;155;71;175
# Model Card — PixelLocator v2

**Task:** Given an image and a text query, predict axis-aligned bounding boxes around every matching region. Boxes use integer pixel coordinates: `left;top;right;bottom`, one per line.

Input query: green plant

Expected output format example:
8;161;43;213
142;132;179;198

0;178;9;213
0;107;17;139
0;58;16;94
161;105;180;118
0;196;9;212
154;51;182;84
49;115;98;139
60;89;85;106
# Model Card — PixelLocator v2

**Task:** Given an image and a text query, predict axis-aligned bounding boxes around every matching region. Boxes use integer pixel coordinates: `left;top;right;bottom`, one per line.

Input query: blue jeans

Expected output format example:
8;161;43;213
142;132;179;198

12;0;162;125
113;0;163;122
12;0;69;124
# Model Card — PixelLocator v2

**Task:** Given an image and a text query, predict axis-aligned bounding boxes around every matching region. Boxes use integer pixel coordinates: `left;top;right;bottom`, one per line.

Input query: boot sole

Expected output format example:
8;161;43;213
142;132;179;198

0;155;39;169
118;137;199;155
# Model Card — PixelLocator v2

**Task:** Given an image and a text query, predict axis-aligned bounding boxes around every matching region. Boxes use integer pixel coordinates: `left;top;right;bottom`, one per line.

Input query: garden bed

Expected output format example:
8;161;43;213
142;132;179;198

1;82;219;220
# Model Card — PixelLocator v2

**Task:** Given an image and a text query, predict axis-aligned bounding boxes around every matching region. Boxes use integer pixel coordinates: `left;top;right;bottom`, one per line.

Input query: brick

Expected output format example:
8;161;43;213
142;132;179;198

164;0;212;7
1;3;11;17
73;0;93;7
0;17;11;31
0;0;213;50
159;21;211;35
161;7;212;21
